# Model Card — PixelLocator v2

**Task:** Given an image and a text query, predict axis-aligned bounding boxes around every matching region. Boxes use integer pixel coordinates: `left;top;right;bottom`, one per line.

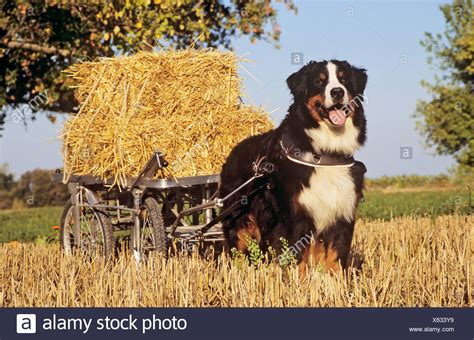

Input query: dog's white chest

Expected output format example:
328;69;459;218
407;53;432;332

298;167;356;233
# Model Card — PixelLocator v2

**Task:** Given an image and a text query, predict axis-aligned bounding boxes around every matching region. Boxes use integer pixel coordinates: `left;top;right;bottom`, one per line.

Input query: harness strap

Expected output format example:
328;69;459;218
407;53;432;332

280;131;355;168
190;182;269;239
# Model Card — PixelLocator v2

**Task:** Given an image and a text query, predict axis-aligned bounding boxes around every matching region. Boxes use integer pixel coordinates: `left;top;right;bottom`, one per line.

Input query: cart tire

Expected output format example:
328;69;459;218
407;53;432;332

60;199;114;258
138;197;167;255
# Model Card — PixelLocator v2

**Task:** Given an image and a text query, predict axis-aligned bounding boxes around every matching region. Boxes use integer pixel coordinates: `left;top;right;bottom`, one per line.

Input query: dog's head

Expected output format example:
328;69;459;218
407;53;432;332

287;60;367;128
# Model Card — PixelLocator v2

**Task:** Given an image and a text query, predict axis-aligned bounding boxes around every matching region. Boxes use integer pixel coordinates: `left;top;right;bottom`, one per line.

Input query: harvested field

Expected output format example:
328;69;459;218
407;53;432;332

1;215;471;307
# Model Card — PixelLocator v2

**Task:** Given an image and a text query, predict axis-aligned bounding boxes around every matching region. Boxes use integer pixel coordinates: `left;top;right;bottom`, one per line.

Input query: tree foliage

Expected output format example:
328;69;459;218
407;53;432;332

415;0;473;169
0;0;296;133
0;166;69;209
12;168;69;207
0;164;16;209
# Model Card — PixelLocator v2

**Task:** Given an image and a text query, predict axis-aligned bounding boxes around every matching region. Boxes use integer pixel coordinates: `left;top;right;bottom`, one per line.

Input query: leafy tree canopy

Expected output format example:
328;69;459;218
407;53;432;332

415;0;473;170
0;0;296;132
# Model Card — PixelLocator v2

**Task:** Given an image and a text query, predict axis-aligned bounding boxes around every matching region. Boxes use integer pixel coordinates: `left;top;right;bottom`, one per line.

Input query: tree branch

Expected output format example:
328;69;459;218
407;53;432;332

1;41;70;56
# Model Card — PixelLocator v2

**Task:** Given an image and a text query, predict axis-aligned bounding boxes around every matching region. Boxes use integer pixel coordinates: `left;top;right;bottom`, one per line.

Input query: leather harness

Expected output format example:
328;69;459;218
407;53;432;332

278;130;367;203
279;130;363;169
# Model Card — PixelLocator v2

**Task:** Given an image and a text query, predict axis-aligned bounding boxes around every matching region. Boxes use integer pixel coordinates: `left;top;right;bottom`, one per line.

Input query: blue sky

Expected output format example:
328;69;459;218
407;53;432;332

0;0;454;178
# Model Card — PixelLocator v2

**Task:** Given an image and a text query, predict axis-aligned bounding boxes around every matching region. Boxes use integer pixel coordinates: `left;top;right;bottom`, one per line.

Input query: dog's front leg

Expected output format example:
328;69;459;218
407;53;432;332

298;220;355;274
225;213;262;254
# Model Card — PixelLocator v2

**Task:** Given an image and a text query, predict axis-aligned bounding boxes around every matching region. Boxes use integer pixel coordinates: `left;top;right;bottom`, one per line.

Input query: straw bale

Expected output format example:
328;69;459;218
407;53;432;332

61;50;273;186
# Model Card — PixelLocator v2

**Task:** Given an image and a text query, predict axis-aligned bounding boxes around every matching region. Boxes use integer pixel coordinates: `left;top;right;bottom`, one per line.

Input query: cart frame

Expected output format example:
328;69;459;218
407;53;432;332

55;150;272;260
55;151;224;259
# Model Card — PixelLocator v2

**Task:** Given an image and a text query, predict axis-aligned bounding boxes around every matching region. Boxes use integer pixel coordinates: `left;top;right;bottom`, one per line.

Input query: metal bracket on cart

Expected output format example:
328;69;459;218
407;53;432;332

170;156;274;239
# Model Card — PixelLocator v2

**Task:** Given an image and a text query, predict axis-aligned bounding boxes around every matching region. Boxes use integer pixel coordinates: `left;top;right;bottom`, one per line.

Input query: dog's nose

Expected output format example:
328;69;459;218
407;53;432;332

330;87;345;99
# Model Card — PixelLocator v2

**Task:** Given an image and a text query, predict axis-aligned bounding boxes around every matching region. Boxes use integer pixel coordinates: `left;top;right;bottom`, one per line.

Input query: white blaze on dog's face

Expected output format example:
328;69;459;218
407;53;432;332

322;62;352;127
324;62;350;108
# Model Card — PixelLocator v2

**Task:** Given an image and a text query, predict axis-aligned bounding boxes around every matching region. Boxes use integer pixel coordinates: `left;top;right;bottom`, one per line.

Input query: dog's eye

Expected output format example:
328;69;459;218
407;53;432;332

340;77;347;84
315;78;325;86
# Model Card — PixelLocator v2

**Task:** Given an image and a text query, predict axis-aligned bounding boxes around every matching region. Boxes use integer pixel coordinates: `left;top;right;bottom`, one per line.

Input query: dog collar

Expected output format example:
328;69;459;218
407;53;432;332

279;132;355;168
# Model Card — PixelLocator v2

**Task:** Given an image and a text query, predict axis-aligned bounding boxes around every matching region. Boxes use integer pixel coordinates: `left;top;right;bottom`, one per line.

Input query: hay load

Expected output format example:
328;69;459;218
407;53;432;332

62;50;273;187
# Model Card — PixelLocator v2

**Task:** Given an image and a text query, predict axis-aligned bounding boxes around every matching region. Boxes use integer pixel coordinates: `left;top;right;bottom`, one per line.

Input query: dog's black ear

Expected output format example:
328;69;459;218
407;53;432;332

286;64;310;100
351;66;368;96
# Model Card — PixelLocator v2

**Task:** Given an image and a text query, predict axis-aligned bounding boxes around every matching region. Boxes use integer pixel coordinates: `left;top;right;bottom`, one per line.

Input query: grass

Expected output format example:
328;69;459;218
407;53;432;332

0;206;62;243
0;215;471;307
365;173;473;189
359;187;472;220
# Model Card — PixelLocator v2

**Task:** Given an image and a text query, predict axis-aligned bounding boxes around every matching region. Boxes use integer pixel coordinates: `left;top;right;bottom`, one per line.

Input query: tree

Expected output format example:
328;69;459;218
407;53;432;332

0;164;16;209
0;164;15;191
0;0;296;134
415;0;473;170
12;168;69;207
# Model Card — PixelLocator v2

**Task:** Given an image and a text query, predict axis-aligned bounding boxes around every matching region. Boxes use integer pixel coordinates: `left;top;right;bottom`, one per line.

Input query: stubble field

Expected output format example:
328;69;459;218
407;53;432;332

1;214;471;307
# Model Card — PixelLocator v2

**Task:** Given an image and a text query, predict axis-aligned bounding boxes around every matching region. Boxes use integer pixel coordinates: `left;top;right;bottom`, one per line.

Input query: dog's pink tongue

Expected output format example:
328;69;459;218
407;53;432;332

328;109;347;126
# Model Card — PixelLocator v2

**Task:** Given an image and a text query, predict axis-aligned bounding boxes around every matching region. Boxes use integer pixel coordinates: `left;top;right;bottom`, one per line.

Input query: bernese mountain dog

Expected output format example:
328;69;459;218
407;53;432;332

219;60;368;273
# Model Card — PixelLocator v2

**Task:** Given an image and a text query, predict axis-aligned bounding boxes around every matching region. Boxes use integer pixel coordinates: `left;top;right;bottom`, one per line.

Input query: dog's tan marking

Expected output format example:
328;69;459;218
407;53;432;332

322;243;341;272
235;215;261;252
298;240;342;276
305;94;325;123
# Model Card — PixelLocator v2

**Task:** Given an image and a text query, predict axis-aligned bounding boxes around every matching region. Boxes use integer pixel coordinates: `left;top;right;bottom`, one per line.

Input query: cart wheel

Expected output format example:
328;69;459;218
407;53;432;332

138;197;167;255
60;199;114;257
